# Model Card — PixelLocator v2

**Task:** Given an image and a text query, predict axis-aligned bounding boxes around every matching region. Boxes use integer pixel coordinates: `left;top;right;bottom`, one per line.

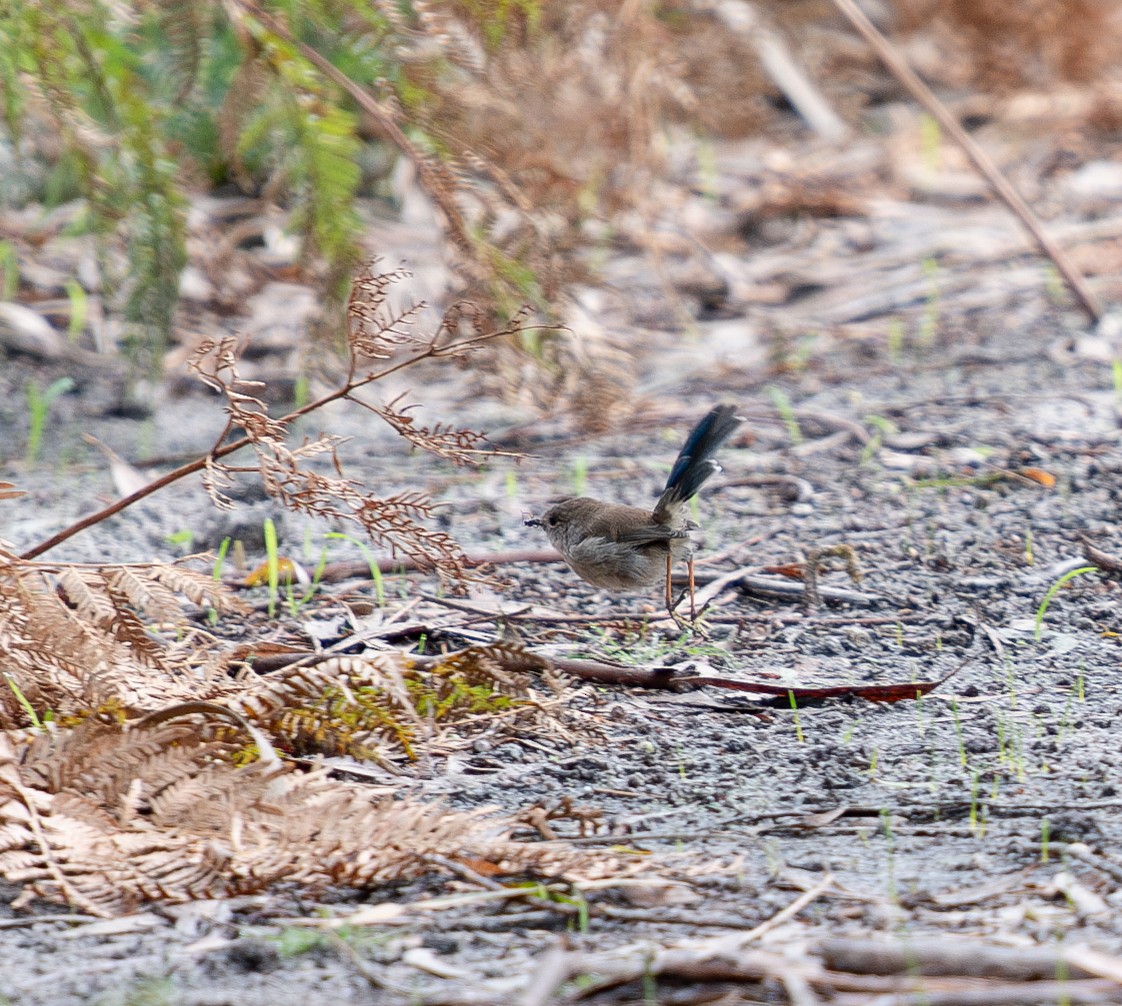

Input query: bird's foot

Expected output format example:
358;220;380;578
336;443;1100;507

667;605;708;637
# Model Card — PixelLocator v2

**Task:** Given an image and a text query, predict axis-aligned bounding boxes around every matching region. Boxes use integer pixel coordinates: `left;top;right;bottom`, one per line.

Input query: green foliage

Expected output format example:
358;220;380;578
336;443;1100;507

0;242;18;299
277;665;524;763
0;0;394;369
24;376;75;464
456;0;542;51
1035;565;1097;640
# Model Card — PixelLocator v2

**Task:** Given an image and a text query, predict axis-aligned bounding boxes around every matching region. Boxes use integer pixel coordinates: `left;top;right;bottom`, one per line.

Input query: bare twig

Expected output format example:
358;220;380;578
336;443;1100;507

741;871;834;944
20;312;545;562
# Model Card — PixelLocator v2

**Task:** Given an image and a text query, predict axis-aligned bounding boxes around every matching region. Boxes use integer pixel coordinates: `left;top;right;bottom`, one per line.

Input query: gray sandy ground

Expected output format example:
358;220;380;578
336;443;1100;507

4;284;1122;1004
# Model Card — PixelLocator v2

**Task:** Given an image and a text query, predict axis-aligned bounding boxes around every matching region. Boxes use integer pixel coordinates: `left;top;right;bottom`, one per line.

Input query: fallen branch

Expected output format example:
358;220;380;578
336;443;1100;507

830;0;1103;324
817;935;1100;981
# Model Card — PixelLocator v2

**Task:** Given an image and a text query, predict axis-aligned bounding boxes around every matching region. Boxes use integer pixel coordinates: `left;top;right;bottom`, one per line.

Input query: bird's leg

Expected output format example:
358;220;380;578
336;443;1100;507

665;553;700;632
688;555;696;620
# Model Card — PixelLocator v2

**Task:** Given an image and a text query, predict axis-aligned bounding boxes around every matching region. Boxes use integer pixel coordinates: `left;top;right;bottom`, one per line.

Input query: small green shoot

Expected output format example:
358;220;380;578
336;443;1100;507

973;772;988;837
1112;359;1122;400
208;537;232;625
0;241;19;299
119;977;176;1006
919;112;941;170
275;926;331;957
293;372;311;409
787;690;804;743
1023;529;1034;565
505;469;519;501
860;414;898;465
263;517;280;618
1042;263;1065;304
768;386;803;445
571;455;588;497
642;952;658;1005
5;674;43;729
1035;566;1096;640
695;136;719;201
951;700;966;767
1040;818;1051;862
165;529;194;549
555;888;590;933
326;532;385;606
312;545;328;585
918;256;940;346
212;537;232;580
886;317;905;362
24;376;75;464
868;746;879;779
64;278;87;340
880;807;898;903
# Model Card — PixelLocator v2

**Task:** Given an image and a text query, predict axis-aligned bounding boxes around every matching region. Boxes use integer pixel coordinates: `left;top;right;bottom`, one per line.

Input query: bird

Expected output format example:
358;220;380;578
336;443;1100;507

525;404;743;621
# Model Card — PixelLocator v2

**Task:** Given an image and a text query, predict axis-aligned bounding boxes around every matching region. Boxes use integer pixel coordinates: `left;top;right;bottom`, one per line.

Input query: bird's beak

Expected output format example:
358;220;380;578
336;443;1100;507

523;516;543;528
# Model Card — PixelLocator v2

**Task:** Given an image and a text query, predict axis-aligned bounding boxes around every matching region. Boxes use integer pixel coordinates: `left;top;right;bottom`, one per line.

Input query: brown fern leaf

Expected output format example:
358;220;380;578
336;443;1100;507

0;558;246;728
0;718;619;915
346;261;428;359
188;337;284;444
146;564;247;615
353;494;465;576
217;53;270;190
55;568;118;630
109;566;185;623
372;399;491;464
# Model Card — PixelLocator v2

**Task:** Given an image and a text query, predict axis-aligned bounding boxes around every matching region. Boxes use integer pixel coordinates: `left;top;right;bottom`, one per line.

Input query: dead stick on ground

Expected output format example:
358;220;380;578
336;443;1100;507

830;0;1104;325
739;870;834;944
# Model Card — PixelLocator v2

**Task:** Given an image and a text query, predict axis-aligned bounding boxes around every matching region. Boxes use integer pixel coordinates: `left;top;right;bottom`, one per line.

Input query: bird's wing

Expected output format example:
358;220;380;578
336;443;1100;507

614;525;689;545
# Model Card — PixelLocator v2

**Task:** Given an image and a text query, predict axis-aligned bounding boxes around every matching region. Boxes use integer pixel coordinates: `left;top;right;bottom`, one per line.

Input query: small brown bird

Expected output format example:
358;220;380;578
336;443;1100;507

525;404;743;619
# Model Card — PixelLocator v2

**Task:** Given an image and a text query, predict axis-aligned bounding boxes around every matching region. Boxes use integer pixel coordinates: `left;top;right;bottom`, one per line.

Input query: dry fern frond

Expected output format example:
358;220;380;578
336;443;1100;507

0;718;620;917
898;0;1122;90
370;398;491;464
187;291;542;583
346;261;429;359
234;646;570;764
0;556;246;728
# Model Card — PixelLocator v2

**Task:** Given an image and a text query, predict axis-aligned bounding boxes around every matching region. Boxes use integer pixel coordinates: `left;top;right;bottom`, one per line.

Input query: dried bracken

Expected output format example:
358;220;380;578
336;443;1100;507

0;545;606;916
184;264;545;584
235;645;574;764
0;718;605;917
0;554;245;724
0;263;616;914
897;0;1122;90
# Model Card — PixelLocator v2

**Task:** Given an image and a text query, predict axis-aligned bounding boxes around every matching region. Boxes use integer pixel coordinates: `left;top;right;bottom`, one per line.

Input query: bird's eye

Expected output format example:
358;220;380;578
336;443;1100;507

547;515;558;526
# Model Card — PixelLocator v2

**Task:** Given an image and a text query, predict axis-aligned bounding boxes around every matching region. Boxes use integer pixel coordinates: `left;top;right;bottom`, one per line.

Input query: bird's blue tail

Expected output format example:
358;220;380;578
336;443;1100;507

656;404;742;517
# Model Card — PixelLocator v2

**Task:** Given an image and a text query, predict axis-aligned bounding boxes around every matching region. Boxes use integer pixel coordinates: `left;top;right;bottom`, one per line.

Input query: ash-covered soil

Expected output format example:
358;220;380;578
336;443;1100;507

5;293;1122;1004
3;137;1122;1004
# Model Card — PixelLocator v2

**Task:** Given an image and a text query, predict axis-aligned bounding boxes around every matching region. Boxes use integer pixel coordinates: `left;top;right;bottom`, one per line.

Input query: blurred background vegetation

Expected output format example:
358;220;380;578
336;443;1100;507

1;0;1119;396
